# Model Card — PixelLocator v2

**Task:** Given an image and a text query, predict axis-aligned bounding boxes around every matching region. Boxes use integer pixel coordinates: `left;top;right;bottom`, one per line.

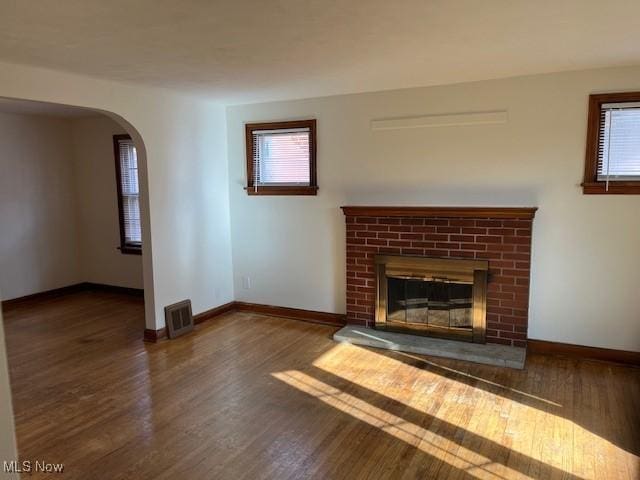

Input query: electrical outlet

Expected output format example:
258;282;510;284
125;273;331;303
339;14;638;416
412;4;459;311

242;276;251;290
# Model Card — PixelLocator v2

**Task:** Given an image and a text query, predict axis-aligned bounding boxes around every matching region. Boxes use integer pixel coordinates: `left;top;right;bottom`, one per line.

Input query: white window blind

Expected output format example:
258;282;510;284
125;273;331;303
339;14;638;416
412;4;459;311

117;138;142;245
252;127;311;186
597;102;640;186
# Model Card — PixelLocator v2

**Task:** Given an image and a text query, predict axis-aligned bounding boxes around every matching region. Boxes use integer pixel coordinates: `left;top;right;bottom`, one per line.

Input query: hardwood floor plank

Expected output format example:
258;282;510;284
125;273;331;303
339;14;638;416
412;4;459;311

2;291;639;479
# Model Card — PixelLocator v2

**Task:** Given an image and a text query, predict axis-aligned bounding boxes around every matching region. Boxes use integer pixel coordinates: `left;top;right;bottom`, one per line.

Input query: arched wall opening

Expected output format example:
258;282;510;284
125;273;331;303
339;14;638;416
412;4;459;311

0;96;156;331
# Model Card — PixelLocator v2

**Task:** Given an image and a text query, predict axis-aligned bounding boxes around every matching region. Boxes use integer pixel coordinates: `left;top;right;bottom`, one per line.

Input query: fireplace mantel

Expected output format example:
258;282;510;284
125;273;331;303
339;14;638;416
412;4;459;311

341;206;537;219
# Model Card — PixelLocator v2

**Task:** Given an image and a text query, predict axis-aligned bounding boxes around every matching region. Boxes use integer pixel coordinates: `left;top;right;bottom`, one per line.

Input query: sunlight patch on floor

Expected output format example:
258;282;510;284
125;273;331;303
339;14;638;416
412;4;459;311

313;343;561;407
273;369;546;480
304;343;638;479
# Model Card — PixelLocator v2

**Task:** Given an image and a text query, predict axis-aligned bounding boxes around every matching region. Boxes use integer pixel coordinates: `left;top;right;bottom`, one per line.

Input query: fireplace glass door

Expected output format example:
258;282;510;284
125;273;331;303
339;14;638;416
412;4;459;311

386;276;473;334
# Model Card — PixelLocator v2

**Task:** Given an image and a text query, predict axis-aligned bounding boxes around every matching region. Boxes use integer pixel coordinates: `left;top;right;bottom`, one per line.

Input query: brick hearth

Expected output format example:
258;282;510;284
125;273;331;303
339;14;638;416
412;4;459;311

342;206;537;347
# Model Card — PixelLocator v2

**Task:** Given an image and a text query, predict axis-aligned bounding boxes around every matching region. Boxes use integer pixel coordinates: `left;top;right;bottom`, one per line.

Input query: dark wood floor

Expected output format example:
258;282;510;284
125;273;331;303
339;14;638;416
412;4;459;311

2;291;639;479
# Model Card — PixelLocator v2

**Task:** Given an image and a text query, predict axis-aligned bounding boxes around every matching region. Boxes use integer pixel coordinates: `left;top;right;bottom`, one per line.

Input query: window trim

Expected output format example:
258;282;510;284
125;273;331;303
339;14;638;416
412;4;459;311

113;134;142;255
245;119;318;196
583;92;640;194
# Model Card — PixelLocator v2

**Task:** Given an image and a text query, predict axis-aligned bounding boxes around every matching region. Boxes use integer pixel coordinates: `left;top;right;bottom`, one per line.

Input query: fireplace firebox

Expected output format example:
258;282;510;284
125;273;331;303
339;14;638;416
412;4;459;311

375;255;488;343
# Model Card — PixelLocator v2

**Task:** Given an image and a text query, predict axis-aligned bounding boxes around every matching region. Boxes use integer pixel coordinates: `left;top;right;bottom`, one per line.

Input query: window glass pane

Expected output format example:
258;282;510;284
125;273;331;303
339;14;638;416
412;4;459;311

598;107;640;180
118;139;142;245
255;130;310;185
123;195;142;243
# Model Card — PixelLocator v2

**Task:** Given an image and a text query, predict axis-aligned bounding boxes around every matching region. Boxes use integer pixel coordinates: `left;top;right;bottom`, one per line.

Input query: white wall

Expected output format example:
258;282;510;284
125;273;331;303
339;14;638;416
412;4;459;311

0;61;235;331
0;113;144;300
0;112;80;300
70;116;143;289
227;65;640;352
0;61;234;467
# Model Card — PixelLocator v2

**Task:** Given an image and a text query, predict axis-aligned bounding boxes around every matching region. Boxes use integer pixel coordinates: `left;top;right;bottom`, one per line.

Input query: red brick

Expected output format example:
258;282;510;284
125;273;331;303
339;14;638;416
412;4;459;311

487;292;515;301
400;233;424;241
489;306;517;315
499;296;528;306
487;298;501;307
489;260;515;269
475;251;503;260
368;224;389;232
366;239;388;246
502;285;529;295
346;223;368;231
503;253;530;261
378;232;400;240
424;249;448;257
389;240;412;247
450;235;474;242
502;269;529;278
389;225;412;232
436;226;461;234
499;315;527;325
499;331;526;340
424;234;449;242
356;217;378;224
485;244;515;252
504;236;531;245
477;220;503;227
347;238;366;245
476;235;502;244
401;248;424;255
436;242;460;250
461;243;486;251
425;219;449;226
503;220;531;228
412;241;436;249
488;228;515;236
401;218;425;225
450;219;476;227
412;226;437;234
490;275;516;285
462;227;487;234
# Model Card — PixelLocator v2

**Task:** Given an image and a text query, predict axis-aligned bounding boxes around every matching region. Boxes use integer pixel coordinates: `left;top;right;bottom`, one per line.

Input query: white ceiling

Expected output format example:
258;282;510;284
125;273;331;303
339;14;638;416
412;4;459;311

0;97;99;118
1;0;639;105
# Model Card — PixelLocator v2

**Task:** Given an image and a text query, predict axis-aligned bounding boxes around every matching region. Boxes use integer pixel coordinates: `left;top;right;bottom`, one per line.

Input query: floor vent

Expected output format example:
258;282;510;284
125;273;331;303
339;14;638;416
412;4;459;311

164;300;194;339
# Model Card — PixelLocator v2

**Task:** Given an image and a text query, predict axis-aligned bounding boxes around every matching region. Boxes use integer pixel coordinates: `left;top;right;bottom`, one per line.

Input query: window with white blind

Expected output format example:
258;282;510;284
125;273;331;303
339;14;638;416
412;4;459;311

245;120;317;195
113;134;142;254
584;92;640;194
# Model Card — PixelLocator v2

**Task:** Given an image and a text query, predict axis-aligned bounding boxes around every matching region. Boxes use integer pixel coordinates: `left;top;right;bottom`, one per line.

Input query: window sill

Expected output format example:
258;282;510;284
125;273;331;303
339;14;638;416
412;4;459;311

245;185;318;196
118;245;142;255
582;182;640;194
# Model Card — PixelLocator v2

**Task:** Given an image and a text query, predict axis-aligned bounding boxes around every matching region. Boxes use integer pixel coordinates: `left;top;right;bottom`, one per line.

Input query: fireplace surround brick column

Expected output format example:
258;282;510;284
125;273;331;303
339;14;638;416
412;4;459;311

342;206;537;348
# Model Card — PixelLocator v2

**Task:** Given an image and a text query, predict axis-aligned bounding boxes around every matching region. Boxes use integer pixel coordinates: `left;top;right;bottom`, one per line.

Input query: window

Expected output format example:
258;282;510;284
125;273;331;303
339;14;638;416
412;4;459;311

583;92;640;194
245;119;317;195
113;134;142;254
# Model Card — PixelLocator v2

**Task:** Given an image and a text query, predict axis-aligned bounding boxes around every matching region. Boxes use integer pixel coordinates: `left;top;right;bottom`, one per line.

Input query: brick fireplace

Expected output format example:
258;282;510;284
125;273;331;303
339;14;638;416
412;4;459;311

342;206;537;347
